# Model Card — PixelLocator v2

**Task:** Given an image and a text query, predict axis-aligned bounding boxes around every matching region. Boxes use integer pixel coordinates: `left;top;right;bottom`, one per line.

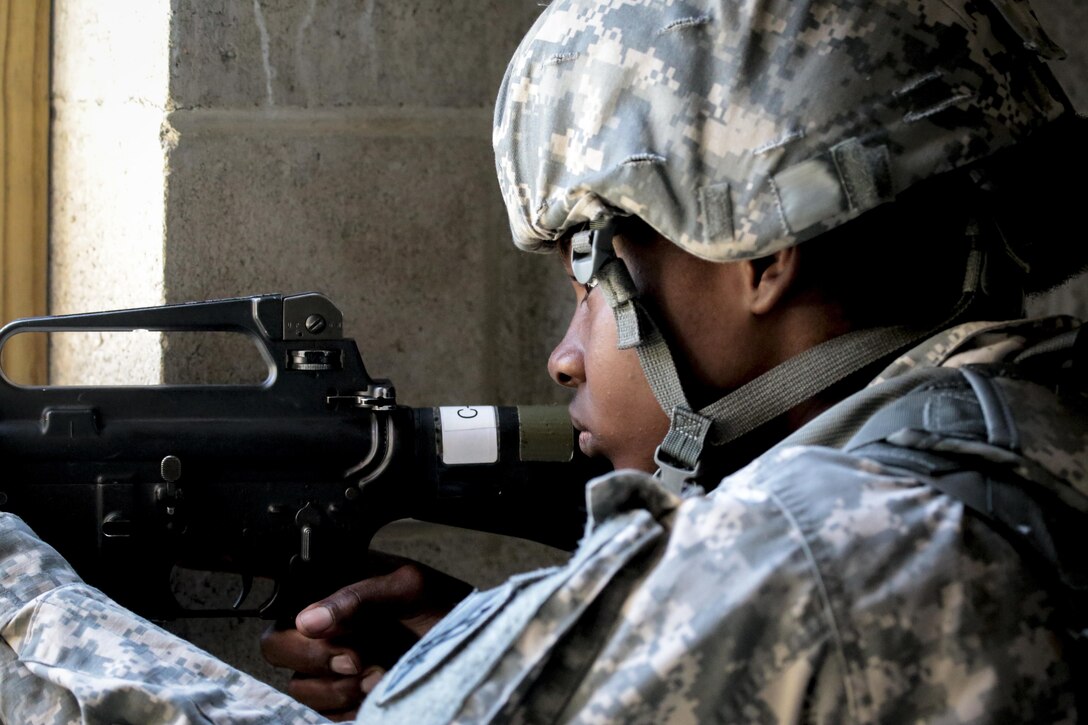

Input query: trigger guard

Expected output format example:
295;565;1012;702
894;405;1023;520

231;572;254;610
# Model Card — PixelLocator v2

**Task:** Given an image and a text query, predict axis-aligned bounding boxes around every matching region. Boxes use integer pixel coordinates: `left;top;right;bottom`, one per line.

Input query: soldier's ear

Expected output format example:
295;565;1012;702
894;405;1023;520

744;247;800;316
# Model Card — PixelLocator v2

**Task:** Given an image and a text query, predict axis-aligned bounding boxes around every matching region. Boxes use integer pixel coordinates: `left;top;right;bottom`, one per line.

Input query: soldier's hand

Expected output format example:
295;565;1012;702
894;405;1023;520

260;559;470;721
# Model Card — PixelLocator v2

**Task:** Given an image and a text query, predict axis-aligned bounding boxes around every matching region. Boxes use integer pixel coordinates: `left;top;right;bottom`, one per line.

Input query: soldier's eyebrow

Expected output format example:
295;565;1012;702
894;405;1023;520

660;15;711;33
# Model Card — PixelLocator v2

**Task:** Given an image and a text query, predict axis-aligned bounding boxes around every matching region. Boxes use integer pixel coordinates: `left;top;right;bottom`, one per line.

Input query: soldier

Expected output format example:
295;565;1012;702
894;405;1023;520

1;0;1086;722
262;0;1088;721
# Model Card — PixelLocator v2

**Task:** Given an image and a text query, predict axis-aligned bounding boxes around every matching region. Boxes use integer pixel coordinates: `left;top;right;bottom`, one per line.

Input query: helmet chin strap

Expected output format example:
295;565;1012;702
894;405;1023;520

572;217;994;493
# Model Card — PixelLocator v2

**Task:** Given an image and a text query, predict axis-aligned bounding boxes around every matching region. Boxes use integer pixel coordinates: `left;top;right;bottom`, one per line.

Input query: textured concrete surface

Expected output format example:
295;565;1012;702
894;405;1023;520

170;0;541;110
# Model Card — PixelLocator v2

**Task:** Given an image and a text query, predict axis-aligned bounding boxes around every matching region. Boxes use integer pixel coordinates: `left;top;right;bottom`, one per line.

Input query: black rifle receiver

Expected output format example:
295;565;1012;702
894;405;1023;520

0;293;603;619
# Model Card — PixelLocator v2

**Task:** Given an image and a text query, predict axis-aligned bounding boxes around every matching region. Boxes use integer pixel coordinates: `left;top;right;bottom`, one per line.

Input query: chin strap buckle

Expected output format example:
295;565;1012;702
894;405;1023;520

653;445;704;494
654;406;713;493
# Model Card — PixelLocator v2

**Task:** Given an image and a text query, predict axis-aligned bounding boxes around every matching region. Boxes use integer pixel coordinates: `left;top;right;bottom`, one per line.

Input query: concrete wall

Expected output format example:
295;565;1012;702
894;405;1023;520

48;0;1088;694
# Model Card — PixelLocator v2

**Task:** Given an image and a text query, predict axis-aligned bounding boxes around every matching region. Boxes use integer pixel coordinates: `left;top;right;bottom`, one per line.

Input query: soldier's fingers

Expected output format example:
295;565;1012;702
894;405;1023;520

286;673;364;714
260;626;360;676
360;665;387;695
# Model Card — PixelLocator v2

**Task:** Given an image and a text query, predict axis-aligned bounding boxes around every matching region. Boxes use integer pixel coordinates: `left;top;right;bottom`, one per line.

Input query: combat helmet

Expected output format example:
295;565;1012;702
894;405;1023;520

493;0;1076;486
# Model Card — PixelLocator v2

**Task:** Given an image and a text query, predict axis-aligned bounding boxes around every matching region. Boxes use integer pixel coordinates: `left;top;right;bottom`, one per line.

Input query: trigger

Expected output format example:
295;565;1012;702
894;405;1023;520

232;573;254;610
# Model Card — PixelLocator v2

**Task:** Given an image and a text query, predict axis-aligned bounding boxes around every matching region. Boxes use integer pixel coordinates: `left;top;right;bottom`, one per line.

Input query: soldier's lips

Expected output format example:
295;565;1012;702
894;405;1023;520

570;413;596;456
578;429;593;454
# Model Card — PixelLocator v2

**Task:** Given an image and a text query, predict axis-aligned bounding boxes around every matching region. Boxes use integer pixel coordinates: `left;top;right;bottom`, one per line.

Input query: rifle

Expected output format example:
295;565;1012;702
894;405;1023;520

0;293;602;620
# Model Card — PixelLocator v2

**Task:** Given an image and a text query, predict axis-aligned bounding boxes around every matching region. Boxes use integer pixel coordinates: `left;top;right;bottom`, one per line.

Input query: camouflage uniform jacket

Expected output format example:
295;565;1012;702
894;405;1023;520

358;316;1084;723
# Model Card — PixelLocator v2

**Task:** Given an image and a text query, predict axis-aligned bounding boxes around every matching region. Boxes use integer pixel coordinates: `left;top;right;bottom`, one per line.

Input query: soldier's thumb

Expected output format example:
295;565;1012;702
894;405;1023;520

296;564;428;638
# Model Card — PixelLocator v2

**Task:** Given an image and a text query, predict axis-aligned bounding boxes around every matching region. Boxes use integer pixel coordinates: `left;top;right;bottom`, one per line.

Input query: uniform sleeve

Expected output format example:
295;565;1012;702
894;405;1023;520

0;512;330;725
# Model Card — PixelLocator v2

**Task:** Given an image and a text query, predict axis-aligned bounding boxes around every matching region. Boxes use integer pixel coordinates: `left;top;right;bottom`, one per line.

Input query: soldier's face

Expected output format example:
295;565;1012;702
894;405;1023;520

549;243;668;473
548;230;758;472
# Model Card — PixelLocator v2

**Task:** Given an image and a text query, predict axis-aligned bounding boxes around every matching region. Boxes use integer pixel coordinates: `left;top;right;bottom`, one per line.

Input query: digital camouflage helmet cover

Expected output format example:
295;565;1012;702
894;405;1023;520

493;0;1069;262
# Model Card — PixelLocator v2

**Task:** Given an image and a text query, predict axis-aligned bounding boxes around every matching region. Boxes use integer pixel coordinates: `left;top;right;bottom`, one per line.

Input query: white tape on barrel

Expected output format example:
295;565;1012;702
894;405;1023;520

439;406;499;465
